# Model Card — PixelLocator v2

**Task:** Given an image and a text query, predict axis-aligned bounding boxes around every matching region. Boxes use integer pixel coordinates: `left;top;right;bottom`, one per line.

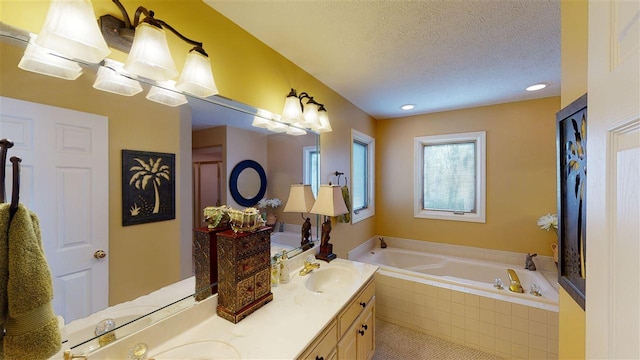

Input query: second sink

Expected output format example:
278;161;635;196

304;266;358;294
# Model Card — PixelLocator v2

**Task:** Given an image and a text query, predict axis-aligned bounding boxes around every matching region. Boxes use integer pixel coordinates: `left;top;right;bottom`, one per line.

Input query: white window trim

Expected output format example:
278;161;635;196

413;131;486;223
303;145;319;196
351;129;375;224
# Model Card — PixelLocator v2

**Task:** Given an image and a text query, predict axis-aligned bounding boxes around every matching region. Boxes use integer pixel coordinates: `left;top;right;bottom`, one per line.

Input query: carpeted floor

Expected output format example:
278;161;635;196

373;319;502;360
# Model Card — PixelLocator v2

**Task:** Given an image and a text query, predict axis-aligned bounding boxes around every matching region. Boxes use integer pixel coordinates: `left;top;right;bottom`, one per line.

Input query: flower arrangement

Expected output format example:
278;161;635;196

537;213;558;234
257;198;282;209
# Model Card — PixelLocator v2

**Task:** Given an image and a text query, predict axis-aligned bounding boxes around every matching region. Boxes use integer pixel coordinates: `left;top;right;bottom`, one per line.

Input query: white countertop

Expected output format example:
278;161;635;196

87;257;378;359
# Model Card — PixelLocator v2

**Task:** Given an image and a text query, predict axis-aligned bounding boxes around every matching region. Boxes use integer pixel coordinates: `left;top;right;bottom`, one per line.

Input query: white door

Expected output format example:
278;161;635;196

0;96;109;323
586;0;640;358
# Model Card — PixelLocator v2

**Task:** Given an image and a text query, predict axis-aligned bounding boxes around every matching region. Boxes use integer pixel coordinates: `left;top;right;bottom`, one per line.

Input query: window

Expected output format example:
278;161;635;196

351;129;375;223
414;131;486;223
303;145;319;197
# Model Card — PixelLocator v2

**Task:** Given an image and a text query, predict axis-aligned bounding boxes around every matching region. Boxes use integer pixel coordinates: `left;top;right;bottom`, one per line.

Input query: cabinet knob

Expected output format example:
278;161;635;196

315;356;324;360
362;324;368;330
359;301;366;308
358;329;365;336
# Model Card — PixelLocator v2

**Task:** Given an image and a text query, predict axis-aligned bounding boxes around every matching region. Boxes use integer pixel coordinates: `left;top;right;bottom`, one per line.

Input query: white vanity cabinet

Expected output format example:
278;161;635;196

299;277;376;360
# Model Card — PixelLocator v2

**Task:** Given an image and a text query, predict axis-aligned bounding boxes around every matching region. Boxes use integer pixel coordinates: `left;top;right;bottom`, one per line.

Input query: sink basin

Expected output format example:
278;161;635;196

150;340;240;360
304;266;358;293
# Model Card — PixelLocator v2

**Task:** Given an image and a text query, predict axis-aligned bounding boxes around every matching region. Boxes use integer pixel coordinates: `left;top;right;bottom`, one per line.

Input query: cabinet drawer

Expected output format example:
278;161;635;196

337;279;375;337
300;320;337;360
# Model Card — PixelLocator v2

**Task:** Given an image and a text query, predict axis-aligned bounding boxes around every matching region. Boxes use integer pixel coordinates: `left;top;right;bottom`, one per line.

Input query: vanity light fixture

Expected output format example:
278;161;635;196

310;184;349;262
18;34;83;80
92;59;142;96
283;184;316;250
100;0;218;97
280;88;332;132
35;0;110;64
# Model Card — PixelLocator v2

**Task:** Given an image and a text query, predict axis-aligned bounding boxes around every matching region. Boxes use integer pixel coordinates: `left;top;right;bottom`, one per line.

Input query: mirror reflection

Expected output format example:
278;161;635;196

0;25;319;353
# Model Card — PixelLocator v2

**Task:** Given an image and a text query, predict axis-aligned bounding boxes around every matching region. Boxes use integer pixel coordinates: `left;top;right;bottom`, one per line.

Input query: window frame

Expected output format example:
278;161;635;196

351;129;375;223
413;131;486;223
303;145;319;197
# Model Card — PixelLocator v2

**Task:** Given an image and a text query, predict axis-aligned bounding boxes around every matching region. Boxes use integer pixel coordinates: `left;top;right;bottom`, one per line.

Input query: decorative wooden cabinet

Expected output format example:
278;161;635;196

193;226;229;301
216;227;273;323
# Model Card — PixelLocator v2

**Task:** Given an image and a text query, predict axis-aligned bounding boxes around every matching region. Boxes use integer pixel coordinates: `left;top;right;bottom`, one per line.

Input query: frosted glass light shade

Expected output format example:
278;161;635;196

281;94;303;124
124;22;178;81
316;109;332;132
286;126;307;136
310;185;348;217
252;109;274;128
176;50;218;97
19;34;82;80
93;59;142;96
283;184;315;213
267;120;289;133
35;0;110;64
302;101;321;130
146;80;187;107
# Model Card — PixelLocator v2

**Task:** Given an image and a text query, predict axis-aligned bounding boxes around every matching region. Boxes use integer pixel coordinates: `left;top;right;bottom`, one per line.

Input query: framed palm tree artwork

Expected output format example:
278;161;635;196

122;149;176;226
556;93;587;310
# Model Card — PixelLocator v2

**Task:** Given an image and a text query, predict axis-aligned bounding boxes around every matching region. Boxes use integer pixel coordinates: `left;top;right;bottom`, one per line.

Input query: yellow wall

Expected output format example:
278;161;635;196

376;97;560;256
558;0;588;358
0;1;376;302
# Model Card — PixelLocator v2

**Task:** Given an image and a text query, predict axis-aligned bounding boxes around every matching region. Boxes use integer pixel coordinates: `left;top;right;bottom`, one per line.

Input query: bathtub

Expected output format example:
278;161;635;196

353;243;559;358
357;247;558;307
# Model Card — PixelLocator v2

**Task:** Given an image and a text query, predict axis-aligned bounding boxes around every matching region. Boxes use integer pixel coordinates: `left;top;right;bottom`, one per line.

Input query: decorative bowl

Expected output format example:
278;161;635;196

227;207;265;233
203;205;230;229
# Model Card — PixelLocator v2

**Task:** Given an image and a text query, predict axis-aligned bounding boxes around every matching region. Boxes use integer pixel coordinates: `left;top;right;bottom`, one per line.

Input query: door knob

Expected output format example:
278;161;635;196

94;250;107;259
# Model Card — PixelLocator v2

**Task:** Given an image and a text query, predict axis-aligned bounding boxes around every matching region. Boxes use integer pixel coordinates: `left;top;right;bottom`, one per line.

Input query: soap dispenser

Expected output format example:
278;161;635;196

279;250;290;284
271;255;280;287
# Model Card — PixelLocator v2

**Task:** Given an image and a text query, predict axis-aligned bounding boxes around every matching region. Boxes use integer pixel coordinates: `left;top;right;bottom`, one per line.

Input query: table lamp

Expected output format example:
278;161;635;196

283;184;316;250
310;184;349;262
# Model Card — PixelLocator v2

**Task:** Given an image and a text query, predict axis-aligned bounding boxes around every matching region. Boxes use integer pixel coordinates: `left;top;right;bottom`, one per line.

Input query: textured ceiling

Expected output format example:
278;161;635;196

204;0;560;120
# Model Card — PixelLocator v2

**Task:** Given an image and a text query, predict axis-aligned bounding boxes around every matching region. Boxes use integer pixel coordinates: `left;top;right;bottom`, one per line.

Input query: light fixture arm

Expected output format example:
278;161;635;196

106;0;207;56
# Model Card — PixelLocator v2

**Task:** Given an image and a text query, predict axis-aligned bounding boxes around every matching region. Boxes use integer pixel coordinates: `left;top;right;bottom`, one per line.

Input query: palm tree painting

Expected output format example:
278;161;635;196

122;150;175;226
556;93;587;310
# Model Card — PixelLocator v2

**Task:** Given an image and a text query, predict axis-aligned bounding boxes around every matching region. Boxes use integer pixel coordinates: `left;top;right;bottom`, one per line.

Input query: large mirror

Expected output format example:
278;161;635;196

0;23;320;353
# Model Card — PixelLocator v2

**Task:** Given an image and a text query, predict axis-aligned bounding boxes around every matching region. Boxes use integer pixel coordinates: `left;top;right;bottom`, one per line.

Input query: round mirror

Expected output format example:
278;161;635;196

229;160;267;207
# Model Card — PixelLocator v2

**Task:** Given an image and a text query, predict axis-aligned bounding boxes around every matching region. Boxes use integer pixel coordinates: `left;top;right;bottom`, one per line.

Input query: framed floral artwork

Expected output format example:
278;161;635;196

556;93;587;309
122;150;175;226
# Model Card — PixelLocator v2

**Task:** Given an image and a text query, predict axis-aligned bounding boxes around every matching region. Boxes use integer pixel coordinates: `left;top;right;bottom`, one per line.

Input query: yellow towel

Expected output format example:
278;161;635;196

1;204;61;360
0;203;9;359
337;185;351;223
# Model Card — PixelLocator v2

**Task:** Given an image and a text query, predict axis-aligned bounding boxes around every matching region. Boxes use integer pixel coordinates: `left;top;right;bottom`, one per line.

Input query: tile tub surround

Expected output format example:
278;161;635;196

375;272;558;359
349;237;559;359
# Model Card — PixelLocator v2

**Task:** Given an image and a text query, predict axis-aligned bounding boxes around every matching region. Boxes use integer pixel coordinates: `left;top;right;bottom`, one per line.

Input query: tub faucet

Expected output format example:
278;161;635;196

379;237;387;248
507;269;524;293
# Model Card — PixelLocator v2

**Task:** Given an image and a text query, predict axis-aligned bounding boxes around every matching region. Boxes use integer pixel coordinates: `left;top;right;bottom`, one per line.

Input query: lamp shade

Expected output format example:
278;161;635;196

301;100;321;130
92;59;142;96
267;120;289;133
316;107;332;133
286;126;307;136
19;34;83;80
281;91;303;124
124;22;178;81
283;184;315;213
35;0;110;64
310;185;348;217
146;80;188;107
176;50;218;97
251;109;274;129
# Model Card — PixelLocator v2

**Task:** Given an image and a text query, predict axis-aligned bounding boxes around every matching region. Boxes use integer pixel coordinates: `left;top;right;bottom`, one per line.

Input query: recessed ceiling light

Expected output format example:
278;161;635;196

526;83;549;91
401;104;415;110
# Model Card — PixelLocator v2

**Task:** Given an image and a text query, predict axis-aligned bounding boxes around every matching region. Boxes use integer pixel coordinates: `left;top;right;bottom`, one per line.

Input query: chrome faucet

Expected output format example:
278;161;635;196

507;269;524;293
299;255;320;276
